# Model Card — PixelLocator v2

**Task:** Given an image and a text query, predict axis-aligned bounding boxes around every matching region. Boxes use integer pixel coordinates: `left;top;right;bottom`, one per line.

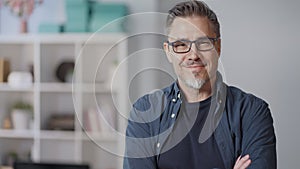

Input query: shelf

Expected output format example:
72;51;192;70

40;83;72;93
0;129;34;139
80;83;116;93
0;33;127;168
39;130;117;142
0;83;34;92
82;131;118;142
40;130;77;140
0;83;110;93
0;33;127;44
39;83;116;93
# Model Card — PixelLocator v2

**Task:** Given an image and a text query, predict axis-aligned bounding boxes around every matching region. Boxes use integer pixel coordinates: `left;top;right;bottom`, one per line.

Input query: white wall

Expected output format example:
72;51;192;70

1;0;299;168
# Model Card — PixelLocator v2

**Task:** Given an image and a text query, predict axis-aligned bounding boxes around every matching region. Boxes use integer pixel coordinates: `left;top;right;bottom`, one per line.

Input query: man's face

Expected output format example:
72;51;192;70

164;16;221;90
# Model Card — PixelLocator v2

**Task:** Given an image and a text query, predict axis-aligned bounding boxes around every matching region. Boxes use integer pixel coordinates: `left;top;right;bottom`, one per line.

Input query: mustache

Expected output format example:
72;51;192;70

180;60;206;67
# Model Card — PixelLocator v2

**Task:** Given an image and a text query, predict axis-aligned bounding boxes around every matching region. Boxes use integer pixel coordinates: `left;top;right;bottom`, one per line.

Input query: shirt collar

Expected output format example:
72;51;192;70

172;71;226;103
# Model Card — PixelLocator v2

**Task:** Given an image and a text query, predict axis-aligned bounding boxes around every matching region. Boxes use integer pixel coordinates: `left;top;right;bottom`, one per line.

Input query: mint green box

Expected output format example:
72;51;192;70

38;23;61;33
92;3;127;15
89;3;127;32
65;0;88;7
65;22;87;32
65;7;88;21
89;14;124;32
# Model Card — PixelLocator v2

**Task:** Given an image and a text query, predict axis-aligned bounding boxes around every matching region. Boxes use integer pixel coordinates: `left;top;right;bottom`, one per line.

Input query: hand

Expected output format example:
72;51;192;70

233;154;251;169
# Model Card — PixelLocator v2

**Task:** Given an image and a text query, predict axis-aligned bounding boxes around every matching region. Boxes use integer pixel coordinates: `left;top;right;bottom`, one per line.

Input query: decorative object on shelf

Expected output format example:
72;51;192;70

83;107;115;133
2;151;18;167
0;58;10;82
2;116;12;129
29;64;34;81
7;71;33;88
47;114;74;131
11;101;33;130
83;108;100;132
2;0;43;33
55;61;74;83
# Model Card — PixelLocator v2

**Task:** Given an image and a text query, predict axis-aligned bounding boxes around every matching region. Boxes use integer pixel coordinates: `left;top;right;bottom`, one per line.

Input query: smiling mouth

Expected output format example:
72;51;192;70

183;63;207;74
185;62;207;70
187;64;206;68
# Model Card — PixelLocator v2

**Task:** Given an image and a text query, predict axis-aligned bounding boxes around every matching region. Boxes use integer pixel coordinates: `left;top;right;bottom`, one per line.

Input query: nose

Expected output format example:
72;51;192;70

188;43;201;60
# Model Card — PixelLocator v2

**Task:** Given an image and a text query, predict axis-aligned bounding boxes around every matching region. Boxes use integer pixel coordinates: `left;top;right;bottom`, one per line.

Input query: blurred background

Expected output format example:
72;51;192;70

0;0;299;169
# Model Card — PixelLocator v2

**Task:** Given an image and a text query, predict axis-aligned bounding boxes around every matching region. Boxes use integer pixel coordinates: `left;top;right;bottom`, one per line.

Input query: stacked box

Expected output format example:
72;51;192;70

89;3;127;33
64;0;89;32
38;23;61;33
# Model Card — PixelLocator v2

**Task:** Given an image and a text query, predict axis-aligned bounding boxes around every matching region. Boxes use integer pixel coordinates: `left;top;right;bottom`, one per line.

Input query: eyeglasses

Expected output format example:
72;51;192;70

167;37;219;54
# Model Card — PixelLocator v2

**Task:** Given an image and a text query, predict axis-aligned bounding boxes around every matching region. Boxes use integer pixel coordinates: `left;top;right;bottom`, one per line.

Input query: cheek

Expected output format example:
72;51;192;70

210;57;219;72
171;55;185;67
173;61;186;76
204;55;219;70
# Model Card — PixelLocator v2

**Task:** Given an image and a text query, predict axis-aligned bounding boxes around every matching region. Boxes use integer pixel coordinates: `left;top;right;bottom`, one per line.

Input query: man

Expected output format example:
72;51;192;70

124;1;276;169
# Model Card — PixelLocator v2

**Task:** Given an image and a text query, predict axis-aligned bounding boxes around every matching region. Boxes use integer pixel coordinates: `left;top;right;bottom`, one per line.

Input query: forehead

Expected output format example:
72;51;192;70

168;16;215;40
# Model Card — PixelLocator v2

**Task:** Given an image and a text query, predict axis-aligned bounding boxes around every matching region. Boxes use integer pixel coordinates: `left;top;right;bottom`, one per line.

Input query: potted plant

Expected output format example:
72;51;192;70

1;0;43;33
11;101;33;130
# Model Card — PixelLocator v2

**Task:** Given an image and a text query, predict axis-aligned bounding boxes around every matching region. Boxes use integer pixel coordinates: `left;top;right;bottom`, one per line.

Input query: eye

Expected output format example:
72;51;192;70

199;41;211;46
173;41;188;48
196;40;213;50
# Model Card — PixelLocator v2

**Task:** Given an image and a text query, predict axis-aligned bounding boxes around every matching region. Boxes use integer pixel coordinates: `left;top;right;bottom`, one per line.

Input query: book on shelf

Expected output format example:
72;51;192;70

0;58;10;82
83;108;100;133
83;108;115;134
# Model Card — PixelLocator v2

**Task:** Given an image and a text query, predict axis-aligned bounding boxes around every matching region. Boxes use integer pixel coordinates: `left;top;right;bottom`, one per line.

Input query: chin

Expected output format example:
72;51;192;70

182;78;207;90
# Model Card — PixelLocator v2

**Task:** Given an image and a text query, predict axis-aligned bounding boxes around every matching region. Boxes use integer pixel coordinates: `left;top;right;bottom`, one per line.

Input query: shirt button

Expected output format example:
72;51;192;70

171;114;176;118
218;99;222;104
156;142;160;148
172;98;176;102
177;93;181;99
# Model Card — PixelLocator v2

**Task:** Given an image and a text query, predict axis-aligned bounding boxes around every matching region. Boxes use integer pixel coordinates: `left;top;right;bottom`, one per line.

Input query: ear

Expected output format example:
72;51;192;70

163;42;173;63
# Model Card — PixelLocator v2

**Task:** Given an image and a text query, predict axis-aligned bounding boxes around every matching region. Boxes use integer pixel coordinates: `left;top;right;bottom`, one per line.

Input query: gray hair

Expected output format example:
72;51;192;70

166;1;220;37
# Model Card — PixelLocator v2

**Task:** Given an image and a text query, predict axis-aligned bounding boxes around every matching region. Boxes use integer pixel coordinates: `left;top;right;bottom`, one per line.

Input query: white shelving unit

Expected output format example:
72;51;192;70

0;33;129;169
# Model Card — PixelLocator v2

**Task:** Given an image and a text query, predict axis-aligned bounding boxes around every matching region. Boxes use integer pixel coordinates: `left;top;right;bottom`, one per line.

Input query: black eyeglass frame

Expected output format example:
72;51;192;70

167;37;220;54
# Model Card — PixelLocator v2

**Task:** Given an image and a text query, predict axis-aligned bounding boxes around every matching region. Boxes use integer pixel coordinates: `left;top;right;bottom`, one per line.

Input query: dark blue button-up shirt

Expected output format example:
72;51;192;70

124;73;276;169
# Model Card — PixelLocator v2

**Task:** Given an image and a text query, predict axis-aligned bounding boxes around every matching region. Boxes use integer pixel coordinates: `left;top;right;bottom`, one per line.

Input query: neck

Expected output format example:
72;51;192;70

178;76;216;103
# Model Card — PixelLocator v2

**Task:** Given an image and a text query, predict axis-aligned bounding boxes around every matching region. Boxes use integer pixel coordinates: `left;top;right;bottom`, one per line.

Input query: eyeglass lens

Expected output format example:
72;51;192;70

172;38;215;53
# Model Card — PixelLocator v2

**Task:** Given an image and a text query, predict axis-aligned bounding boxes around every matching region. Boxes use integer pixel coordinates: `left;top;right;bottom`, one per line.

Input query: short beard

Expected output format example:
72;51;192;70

179;76;206;90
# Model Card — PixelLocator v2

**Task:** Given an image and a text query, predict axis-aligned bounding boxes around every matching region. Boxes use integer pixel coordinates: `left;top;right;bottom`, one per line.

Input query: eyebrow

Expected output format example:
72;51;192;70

171;36;210;42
